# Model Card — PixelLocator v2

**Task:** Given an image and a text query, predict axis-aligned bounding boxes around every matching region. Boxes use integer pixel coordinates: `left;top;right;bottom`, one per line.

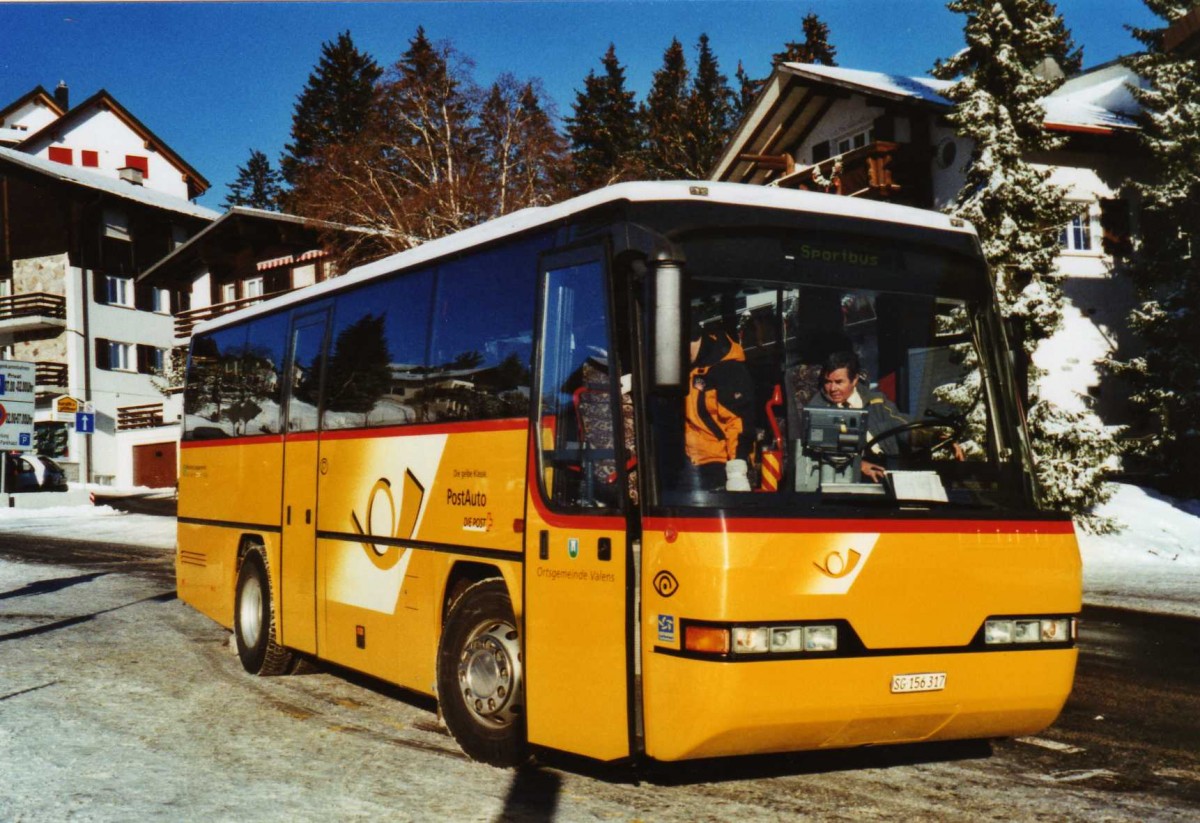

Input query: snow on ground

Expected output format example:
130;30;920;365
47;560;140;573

0;483;1195;618
1075;483;1200;618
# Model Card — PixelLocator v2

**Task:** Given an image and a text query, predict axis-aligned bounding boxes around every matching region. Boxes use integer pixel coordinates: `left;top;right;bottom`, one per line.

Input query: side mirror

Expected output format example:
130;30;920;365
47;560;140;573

650;260;685;391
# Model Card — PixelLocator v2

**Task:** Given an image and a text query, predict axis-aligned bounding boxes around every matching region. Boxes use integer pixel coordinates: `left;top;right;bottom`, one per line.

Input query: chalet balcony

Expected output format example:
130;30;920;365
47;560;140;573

174;290;288;339
766;141;932;208
0;292;67;336
35;361;68;390
117;402;166;431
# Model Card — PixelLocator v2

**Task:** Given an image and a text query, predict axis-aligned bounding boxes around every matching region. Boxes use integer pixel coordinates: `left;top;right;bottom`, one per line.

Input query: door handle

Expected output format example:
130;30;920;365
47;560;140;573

539;530;549;560
305;509;312;525
598;537;612;561
286;506;291;525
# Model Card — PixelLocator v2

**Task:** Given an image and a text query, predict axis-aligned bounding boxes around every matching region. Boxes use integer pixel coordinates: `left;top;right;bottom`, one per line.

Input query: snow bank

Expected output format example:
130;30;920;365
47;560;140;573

1076;483;1200;618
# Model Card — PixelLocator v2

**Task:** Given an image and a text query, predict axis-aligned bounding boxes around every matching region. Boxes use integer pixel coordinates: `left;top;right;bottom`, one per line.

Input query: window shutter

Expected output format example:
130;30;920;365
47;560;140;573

1100;198;1132;259
812;142;831;163
134;284;153;311
136;344;152;374
93;272;108;305
95;338;111;370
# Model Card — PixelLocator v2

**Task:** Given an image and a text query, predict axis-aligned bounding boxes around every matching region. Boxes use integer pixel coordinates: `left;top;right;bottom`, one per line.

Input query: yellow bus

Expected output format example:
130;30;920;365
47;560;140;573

178;182;1080;767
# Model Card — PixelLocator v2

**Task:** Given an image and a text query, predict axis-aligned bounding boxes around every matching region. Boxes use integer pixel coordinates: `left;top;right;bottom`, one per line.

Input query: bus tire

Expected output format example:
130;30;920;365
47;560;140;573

437;578;527;767
234;546;293;676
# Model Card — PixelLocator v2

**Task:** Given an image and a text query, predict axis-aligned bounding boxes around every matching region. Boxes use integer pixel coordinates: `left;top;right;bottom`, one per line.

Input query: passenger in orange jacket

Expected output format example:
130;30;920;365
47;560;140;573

685;328;755;491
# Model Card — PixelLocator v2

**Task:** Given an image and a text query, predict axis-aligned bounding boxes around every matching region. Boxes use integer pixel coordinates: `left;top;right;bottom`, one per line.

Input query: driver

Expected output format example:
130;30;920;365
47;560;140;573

807;350;907;483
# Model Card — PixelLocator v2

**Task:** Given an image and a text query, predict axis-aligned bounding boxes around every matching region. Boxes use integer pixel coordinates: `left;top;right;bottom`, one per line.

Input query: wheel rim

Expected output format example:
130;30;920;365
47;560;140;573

239;573;264;649
456;618;522;728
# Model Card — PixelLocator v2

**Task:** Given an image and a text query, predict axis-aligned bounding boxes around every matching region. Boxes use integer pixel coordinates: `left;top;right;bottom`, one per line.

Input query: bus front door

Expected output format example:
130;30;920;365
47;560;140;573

279;307;329;656
523;252;634;762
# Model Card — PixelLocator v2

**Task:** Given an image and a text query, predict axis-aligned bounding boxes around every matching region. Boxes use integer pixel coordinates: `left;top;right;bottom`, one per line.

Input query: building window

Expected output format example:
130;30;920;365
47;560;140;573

124;155;149;179
96;339;134;371
105;275;134;307
812;126;875;163
137;344;166;374
220;283;237;304
1060;207;1096;252
150;287;170;314
244;277;264;299
81;150;99;168
48;146;73;165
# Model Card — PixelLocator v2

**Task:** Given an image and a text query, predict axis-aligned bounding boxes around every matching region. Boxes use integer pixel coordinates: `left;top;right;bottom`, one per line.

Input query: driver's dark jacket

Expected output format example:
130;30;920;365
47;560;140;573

807;385;907;456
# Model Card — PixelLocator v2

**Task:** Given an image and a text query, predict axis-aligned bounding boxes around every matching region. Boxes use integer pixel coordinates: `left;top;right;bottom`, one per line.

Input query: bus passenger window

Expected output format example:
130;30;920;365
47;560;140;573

426;252;536;423
323;271;433;430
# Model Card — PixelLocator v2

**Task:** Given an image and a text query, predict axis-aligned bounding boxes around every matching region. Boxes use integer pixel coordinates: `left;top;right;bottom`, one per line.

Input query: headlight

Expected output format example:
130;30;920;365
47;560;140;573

984;617;1075;645
685;622;840;656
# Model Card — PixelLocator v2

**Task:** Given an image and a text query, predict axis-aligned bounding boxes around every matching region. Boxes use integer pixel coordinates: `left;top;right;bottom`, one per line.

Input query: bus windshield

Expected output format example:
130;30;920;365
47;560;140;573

649;231;1034;514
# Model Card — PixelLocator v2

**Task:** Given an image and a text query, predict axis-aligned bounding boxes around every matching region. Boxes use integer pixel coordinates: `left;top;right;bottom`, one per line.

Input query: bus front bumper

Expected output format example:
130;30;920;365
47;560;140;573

641;647;1077;762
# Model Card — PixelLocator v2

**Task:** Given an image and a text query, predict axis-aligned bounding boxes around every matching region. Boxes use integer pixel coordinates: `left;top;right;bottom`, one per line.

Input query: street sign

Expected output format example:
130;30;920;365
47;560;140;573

75;412;95;435
0;360;35;451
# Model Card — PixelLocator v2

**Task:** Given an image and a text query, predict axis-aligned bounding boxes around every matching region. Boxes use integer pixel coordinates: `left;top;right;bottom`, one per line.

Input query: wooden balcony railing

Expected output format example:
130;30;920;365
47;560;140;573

174;291;289;339
117;402;165;431
35;361;67;388
0;292;66;321
772;140;931;207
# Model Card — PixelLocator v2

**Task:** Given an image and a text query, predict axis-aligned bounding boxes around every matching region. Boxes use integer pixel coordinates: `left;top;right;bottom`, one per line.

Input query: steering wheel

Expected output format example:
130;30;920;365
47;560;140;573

865;418;964;459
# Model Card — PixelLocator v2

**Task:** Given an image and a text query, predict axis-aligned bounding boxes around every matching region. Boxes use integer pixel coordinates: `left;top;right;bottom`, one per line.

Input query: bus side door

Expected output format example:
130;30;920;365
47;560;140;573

523;250;634;762
279;306;330;655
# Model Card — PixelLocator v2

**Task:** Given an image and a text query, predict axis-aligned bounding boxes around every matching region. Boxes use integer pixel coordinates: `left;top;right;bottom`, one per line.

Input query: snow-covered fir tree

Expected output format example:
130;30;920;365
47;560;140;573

935;0;1119;528
1107;1;1200;496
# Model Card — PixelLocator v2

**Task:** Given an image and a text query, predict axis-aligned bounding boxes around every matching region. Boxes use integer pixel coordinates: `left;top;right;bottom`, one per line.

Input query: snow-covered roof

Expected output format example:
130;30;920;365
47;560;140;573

780;63;954;107
783;60;1142;133
1040;61;1144;132
195;181;979;335
713;60;1145;183
0;144;219;221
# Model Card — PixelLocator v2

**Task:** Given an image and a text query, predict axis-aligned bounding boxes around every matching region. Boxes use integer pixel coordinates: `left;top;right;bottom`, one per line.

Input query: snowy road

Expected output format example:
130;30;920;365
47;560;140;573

2;532;1198;821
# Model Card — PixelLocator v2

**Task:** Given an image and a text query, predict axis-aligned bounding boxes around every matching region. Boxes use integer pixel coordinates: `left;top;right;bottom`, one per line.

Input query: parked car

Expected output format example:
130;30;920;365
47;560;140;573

5;453;69;493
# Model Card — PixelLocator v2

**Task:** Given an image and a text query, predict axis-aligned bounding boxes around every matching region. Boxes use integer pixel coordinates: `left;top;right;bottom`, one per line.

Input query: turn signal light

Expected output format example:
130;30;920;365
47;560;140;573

684;625;730;654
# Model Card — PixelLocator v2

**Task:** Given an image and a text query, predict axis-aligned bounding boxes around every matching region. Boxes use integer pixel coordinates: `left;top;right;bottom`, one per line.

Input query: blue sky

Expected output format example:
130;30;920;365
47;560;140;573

0;1;1160;208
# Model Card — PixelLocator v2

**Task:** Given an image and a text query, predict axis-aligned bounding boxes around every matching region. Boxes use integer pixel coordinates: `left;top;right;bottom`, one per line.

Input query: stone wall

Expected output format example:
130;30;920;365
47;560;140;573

12;253;69;363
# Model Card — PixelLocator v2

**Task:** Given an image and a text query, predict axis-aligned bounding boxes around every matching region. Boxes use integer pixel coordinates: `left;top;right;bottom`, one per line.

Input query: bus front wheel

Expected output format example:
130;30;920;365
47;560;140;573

234;546;294;676
437;578;527;767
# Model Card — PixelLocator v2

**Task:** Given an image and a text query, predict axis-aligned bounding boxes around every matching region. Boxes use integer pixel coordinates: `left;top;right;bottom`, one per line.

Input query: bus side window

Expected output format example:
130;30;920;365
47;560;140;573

323;271;434;431
426;248;537;424
184;325;248;440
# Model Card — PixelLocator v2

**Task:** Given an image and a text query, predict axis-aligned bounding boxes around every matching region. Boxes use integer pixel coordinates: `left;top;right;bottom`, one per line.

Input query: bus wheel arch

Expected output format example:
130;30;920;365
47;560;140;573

436;577;527;766
234;539;294;676
442;561;502;622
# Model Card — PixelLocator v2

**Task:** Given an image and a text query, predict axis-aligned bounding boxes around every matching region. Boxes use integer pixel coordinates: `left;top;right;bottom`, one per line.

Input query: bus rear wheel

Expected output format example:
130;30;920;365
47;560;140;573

234;546;294;676
437;579;527;767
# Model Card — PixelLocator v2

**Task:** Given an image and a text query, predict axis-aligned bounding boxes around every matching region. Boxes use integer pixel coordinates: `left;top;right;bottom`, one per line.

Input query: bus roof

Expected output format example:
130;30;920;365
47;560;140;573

194;181;978;336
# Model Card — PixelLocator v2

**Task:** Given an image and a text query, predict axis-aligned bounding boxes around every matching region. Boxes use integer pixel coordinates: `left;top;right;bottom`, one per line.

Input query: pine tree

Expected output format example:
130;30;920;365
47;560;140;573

223;149;284;211
772;12;838;66
567;44;644;192
688;34;739;177
934;0;1118;526
280;32;381;191
733;60;761;122
1107;1;1200;496
643;38;692;179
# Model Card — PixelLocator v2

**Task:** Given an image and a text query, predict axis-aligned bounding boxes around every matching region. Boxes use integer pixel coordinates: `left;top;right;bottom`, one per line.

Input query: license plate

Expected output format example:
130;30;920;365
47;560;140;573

891;672;946;693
